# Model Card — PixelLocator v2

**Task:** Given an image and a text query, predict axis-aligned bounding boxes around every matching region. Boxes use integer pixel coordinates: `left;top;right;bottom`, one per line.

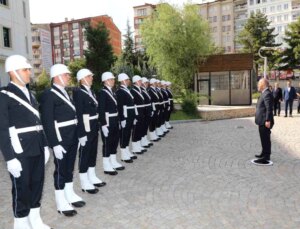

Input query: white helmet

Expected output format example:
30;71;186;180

132;75;142;83
118;73;129;82
166;81;171;86
156;79;161;84
101;72;115;82
161;80;166;85
141;77;149;83
50;64;70;78
149;78;157;84
77;69;93;82
5;55;32;73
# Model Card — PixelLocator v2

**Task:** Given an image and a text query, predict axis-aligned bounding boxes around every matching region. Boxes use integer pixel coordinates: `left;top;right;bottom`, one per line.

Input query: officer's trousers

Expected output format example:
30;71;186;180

11;154;45;217
101;117;119;157
132;118;144;142
54;141;78;190
78;132;99;173
120;118;134;148
149;112;158;132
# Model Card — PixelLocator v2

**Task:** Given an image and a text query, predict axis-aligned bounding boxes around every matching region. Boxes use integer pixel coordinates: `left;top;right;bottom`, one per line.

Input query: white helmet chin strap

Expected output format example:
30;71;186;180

83;78;90;87
13;70;26;86
122;80;127;87
58;75;65;87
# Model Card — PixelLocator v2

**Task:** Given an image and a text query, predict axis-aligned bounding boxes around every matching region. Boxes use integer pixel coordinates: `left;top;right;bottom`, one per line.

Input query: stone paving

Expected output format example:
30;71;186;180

1;111;300;229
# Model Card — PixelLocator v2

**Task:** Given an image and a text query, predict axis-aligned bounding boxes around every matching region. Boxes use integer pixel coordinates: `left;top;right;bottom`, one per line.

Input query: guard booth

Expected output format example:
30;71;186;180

195;53;254;105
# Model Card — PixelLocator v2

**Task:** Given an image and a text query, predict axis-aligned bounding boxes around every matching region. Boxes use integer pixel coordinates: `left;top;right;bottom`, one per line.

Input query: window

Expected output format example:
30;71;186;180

277;5;282;11
284;3;288;10
72;23;79;30
222;15;231;21
256;0;261;4
137;8;147;16
213;16;217;22
278;26;282;32
22;1;26;18
0;0;8;6
270;16;275;22
284;14;289;21
250;0;254;5
277;15;282;22
3;27;11;48
270;6;275;12
262;8;266;13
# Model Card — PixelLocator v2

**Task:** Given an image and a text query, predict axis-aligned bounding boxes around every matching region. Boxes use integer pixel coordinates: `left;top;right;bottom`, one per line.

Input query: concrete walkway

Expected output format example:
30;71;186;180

1;111;300;229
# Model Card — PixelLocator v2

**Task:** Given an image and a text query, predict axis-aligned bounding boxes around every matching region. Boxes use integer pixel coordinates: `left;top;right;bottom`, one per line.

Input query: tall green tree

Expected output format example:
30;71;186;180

141;3;213;89
84;22;116;90
121;20;136;66
279;17;300;70
237;12;280;73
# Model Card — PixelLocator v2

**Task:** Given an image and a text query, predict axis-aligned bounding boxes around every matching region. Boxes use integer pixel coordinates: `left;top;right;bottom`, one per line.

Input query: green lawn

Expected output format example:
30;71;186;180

170;110;200;121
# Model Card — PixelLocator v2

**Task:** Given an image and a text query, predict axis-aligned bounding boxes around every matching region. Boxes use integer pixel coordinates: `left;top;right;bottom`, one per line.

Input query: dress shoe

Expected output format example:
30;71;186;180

121;159;133;163
82;188;99;194
284;115;287;117
135;151;144;155
104;170;118;175
131;155;137;160
274;114;277;116
94;182;106;187
148;142;154;146
255;153;263;158
71;201;86;208
115;166;125;171
141;149;147;153
58;210;77;217
251;158;273;166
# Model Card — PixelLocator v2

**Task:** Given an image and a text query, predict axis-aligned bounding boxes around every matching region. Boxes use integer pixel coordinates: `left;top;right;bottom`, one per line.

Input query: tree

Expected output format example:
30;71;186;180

141;3;213;90
279;17;300;70
237;12;280;73
121;20;136;66
68;58;86;85
84;22;116;90
34;69;50;100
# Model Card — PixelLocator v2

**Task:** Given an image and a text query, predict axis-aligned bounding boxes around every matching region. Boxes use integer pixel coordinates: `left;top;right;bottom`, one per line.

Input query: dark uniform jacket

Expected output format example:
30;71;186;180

116;85;136;121
255;88;274;128
130;86;145;121
141;86;152;117
73;85;99;138
40;85;78;147
148;86;160;114
166;88;174;111
0;83;47;161
161;88;170;111
98;86;119;127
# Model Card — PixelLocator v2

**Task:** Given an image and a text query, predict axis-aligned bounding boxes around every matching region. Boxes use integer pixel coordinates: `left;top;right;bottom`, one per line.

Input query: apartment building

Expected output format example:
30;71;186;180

31;24;52;78
248;0;300;46
50;15;121;65
0;0;32;86
133;3;156;52
234;0;248;51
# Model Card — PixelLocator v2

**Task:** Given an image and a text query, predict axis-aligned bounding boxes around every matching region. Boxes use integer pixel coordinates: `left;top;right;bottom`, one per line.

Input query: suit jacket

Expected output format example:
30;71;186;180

131;86;146;120
272;87;282;101
116;85;136;121
40;85;78;147
0;83;47;161
97;86;118;127
73;85;99;138
255;88;274;128
283;86;296;101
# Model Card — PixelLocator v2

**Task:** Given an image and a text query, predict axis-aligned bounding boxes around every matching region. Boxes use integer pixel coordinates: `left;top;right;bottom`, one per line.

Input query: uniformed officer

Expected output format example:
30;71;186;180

160;80;171;133
40;64;84;217
140;77;153;148
131;75;147;154
73;69;106;194
165;81;174;129
155;80;166;137
98;72;124;175
148;78;161;142
115;73;137;162
0;55;52;229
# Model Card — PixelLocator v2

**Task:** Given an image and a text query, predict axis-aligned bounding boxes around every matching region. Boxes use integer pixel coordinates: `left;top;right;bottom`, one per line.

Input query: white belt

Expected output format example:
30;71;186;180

15;125;43;134
55;119;78;142
83;114;98;132
123;105;135;118
105;112;118;127
89;114;99;120
144;103;151;107
9;125;43;154
135;104;146;108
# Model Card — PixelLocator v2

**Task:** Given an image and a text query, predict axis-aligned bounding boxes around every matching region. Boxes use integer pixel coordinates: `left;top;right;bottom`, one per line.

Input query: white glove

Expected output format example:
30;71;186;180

133;119;137;125
168;106;170;111
121;120;126;128
7;158;22;178
151;111;154;117
79;136;88;146
53;145;66;160
102;126;109;137
44;146;50;165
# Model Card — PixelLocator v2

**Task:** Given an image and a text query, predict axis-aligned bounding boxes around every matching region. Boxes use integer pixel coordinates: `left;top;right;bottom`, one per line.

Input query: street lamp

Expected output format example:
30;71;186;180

258;46;278;79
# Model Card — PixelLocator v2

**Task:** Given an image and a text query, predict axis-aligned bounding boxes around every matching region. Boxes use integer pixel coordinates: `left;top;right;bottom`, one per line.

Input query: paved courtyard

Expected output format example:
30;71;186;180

1;112;300;229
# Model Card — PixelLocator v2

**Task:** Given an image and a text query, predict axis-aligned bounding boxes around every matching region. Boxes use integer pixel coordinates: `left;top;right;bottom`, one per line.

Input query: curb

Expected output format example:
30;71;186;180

170;119;204;124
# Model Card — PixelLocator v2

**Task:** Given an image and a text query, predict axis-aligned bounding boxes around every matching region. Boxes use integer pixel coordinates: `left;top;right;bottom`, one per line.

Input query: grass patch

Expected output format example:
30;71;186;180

170;110;200;121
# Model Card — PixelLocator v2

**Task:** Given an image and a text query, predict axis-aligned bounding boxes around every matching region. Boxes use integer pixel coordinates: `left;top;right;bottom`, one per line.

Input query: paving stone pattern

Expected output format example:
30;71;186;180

1;114;300;229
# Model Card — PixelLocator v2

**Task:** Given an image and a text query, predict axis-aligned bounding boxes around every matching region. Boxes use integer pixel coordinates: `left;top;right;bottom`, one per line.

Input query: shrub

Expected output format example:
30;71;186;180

181;91;198;115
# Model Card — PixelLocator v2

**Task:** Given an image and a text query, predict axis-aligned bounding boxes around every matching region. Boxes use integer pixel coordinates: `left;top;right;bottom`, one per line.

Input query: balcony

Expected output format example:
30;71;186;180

234;4;247;12
33;59;41;65
235;14;247;21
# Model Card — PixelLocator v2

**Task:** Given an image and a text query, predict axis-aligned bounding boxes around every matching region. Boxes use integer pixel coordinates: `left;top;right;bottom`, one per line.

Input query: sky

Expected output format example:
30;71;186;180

29;0;213;35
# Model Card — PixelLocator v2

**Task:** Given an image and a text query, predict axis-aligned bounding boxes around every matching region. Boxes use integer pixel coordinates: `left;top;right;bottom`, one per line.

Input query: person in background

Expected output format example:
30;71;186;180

283;80;296;117
272;82;282;116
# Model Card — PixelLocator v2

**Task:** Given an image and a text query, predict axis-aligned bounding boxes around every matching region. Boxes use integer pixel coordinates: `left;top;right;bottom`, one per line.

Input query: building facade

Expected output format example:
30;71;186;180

0;0;32;86
50;15;121;65
31;24;53;79
133;3;156;52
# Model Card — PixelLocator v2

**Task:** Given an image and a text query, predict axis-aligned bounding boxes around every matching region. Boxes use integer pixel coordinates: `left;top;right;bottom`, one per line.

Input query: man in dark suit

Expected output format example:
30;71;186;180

283;80;296;117
40;64;83;217
272;82;282;116
98;72;124;175
0;55;52;229
73;69;106;194
251;78;274;166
